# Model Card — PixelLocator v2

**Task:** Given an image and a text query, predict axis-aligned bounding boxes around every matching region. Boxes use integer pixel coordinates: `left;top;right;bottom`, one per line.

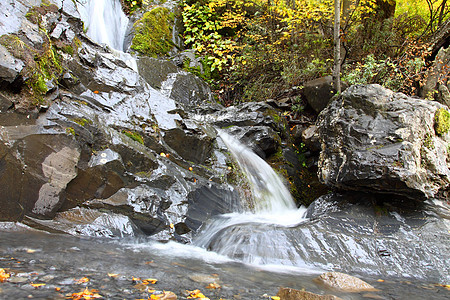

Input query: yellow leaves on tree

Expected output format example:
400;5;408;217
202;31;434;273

0;268;10;282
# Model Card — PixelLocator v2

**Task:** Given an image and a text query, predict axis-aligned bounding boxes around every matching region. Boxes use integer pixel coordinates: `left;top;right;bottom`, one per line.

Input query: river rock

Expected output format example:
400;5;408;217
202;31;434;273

315;272;377;293
317;84;450;199
276;288;342;300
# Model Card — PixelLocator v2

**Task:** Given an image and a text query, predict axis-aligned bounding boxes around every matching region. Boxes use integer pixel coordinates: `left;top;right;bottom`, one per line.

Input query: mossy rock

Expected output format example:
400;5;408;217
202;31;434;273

131;7;174;57
435;108;450;136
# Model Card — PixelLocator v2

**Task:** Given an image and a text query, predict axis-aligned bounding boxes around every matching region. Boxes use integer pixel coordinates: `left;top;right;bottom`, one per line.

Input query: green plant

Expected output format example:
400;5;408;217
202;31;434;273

123;130;145;144
131;7;174;57
435;108;450;136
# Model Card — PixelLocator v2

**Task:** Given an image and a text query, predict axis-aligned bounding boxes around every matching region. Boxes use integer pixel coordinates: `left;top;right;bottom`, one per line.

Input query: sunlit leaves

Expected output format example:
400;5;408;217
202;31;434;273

186;289;210;299
68;287;102;300
0;268;10;282
31;283;46;288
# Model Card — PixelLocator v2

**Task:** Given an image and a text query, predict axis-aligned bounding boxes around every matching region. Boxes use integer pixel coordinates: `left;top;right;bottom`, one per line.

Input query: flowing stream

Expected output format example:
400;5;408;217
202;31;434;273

2;1;447;299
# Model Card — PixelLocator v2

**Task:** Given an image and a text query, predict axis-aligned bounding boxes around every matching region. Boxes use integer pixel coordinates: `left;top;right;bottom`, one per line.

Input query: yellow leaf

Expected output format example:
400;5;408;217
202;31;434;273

26;249;37;253
205;283;221;289
160;152;166;157
187;289;209;299
271;297;280;300
75;277;90;284
377;279;385;282
55;287;62;291
169;223;175;229
0;268;10;282
142;278;158;284
31;283;46;288
189;167;193;171
107;273;118;278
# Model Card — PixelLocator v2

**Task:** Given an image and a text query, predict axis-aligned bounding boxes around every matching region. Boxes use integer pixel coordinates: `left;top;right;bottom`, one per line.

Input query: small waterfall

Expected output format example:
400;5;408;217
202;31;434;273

76;0;137;71
194;131;308;266
219;130;296;212
76;0;128;51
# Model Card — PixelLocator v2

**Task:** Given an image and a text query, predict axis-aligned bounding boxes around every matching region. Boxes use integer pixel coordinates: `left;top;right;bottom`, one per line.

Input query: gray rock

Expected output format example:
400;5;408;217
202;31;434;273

315;272;377;292
422;47;450;100
0;44;24;83
303;76;336;113
277;288;342;300
317;84;450;199
302;125;320;152
226;125;280;158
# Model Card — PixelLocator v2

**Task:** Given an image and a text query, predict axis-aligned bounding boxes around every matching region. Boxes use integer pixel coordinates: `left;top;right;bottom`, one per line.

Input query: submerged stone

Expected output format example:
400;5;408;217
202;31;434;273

277;288;342;300
315;272;377;293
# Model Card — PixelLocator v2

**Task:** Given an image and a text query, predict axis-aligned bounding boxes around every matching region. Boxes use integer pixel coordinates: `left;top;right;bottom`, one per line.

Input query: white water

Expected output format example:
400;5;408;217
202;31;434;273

76;0;137;71
76;0;128;51
193;131;308;265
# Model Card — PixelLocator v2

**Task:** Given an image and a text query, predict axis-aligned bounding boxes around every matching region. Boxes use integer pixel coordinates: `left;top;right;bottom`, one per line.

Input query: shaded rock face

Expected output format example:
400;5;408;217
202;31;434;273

317;84;450;199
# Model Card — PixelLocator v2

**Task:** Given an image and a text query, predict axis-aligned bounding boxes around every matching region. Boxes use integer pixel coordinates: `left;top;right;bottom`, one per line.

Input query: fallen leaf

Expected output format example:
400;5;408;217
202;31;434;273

159;291;177;300
31;283;46;288
26;249;37;253
169;223;175;229
160;152;166;157
69;287;102;299
107;273;118;278
75;277;90;284
186;289;209;299
132;276;141;282
0;268;10;282
142;278;158;284
189;167;193;171
145;261;154;265
205;283;221;289
55;287;62;291
93;91;99;94
377;279;385;282
271;297;280;300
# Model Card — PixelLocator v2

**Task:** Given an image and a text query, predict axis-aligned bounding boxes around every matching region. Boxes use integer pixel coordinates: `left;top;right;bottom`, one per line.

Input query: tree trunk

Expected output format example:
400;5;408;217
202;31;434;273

333;0;341;93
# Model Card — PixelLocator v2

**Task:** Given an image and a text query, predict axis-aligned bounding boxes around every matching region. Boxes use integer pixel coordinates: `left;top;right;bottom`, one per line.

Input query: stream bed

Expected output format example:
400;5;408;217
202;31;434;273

0;224;449;300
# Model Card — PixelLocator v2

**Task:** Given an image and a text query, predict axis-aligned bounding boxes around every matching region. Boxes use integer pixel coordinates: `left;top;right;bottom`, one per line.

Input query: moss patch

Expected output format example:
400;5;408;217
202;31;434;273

131;7;174;57
123;130;144;144
435;108;450;136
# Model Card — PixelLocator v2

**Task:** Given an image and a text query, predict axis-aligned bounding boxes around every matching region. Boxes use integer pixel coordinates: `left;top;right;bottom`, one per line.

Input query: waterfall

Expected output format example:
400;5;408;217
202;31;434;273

218;130;296;213
76;0;137;71
76;0;128;51
194;131;308;265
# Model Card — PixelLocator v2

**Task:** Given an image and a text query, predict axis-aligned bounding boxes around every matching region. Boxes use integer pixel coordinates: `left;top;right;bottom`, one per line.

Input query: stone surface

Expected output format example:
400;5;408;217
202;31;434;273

315;272;377;293
276;288;342;300
303;76;336;113
0;44;24;83
422;47;450;100
317;84;450;199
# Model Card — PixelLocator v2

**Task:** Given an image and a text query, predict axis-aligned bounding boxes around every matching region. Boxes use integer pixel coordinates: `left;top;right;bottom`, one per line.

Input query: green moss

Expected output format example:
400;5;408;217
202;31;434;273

72;118;92;127
123;130;144;144
131;7;173;57
435;108;450;136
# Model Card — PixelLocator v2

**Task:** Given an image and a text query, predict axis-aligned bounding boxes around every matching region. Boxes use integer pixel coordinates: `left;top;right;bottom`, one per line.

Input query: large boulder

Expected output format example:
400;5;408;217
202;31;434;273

317;84;450;199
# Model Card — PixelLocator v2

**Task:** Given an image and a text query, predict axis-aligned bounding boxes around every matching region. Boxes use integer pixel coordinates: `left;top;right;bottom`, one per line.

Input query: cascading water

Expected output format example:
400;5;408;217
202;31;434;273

193;131;309;267
76;0;128;51
76;0;137;71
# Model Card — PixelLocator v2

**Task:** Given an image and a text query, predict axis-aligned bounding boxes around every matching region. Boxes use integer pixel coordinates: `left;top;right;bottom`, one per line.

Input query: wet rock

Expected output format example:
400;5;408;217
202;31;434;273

0;132;80;220
276;287;342;300
317;84;450;199
302;125;321;152
315;272;377;293
303;76;336;114
137;57;179;89
0;94;13;112
185;184;241;232
0;44;24;83
163;128;213;164
226;126;280;158
138;56;213;106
